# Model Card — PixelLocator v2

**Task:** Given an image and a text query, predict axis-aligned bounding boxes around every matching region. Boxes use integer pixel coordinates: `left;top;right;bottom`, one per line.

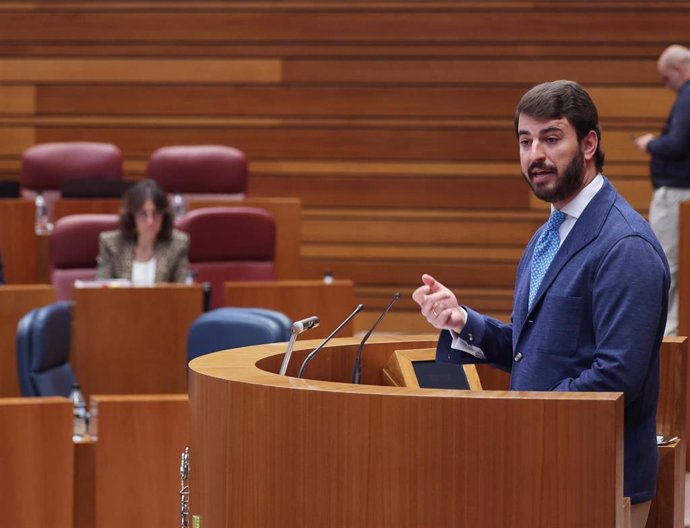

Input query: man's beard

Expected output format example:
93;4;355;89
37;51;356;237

523;148;585;204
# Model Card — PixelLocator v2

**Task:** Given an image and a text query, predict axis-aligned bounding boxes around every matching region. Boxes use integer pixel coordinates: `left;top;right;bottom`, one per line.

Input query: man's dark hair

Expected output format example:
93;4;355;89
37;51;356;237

120;179;173;242
514;80;605;172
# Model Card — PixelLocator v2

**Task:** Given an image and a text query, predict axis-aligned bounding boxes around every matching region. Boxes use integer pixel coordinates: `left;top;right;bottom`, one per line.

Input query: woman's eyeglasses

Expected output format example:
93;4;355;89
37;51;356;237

135;209;163;220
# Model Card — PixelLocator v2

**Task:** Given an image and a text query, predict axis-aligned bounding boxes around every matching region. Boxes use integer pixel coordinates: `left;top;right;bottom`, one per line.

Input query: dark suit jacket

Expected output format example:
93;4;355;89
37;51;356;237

96;229;189;283
438;178;670;503
648;80;690;188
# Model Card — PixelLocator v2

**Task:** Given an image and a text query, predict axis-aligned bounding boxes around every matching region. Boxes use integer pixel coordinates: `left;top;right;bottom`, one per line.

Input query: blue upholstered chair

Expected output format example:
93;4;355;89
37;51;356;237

187;307;291;363
16;301;77;397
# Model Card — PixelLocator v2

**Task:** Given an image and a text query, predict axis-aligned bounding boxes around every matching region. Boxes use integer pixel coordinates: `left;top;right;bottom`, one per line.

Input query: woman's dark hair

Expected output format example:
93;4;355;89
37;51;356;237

514;80;605;172
120;179;173;242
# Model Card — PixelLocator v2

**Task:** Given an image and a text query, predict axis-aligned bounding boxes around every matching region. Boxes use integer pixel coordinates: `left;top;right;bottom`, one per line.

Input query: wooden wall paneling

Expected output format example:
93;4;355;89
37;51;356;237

301;260;519;288
0;85;35;115
250;174;530;209
0;397;73;528
1;8;690;45
36;84;526;117
33;84;676;120
0;285;57;396
0;126;34;156
0;41;671;60
301;210;542;245
0;158;21;181
0;58;281;83
35;126;518;161
283;57;660;85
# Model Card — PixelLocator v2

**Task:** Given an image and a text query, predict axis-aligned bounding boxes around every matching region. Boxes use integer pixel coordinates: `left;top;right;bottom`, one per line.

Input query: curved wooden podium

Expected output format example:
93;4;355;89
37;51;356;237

189;336;626;528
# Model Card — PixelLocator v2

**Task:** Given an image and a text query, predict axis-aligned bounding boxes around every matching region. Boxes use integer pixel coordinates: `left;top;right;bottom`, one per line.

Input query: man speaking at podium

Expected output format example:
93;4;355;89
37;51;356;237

413;80;669;528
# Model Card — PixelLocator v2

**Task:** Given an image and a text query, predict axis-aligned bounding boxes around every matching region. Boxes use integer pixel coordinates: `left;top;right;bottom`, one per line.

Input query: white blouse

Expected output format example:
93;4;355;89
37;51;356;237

131;258;157;286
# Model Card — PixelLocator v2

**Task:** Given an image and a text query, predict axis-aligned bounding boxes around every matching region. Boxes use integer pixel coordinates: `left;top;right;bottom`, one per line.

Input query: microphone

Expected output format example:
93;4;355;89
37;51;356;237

291;316;319;334
296;304;364;379
352;292;400;384
278;316;320;376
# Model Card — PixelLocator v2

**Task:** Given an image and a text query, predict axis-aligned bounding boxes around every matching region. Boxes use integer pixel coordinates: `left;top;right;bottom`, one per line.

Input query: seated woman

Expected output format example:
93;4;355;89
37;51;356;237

97;179;189;285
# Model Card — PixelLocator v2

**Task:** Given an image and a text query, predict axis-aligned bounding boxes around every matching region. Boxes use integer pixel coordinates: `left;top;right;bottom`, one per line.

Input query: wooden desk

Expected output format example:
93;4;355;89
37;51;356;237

0;285;56;396
0;199;38;283
72;285;202;397
189;336;626;528
74;394;189;528
0;397;73;528
225;279;355;339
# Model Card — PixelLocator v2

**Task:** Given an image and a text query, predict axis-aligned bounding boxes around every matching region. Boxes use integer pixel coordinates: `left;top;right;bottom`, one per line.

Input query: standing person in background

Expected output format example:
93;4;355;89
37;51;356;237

634;44;690;336
414;80;669;528
97;179;189;285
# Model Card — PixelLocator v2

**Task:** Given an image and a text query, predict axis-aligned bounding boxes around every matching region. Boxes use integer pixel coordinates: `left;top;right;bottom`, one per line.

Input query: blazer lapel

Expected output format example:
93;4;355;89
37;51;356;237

522;178;616;319
121;242;135;281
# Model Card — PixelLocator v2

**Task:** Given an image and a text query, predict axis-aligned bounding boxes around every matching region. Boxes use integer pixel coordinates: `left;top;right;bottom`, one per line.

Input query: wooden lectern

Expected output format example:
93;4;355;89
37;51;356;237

189;336;627;528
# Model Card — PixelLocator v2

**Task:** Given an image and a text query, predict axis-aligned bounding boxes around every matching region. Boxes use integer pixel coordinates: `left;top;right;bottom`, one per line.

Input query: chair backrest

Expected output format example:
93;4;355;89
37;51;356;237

21;142;123;192
16;301;76;397
147;145;247;198
50;214;120;300
21;142;123;215
187;307;291;362
176;206;277;308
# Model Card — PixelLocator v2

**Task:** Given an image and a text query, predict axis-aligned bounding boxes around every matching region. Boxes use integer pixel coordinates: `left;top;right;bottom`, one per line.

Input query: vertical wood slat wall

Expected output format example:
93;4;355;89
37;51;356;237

1;2;687;333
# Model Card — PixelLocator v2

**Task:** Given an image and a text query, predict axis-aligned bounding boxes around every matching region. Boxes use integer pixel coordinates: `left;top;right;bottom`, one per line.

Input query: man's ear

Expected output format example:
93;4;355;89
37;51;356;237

582;130;598;162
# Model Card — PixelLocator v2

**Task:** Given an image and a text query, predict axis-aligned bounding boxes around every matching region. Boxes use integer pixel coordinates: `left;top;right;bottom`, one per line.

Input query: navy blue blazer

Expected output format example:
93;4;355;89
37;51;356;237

438;178;669;503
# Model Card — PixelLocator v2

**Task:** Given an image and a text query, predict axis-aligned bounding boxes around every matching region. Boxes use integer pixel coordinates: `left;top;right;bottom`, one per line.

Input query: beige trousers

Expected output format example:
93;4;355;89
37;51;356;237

630;499;651;528
649;186;690;335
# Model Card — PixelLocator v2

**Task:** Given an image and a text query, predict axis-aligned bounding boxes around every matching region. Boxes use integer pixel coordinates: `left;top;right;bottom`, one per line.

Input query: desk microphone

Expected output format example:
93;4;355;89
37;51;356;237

279;316;320;376
296;304;364;379
352;292;400;384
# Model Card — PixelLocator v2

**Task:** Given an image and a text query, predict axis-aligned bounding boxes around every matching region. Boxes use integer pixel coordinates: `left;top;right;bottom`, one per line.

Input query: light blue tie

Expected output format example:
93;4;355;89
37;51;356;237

528;210;567;310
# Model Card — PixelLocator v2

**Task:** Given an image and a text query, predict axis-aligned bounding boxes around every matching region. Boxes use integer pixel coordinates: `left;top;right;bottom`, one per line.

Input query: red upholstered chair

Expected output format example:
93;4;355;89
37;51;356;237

176;207;276;308
50;214;120;301
146;145;247;201
21;141;123;217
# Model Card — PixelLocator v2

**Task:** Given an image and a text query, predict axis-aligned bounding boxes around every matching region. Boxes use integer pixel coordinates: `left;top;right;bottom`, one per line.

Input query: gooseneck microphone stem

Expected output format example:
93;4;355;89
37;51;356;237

352;292;400;384
278;332;300;376
279;316;319;376
297;304;364;379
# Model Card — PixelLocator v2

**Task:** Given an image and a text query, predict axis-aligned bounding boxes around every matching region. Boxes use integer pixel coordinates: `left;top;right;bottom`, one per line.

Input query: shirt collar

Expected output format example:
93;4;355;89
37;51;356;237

552;173;604;220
